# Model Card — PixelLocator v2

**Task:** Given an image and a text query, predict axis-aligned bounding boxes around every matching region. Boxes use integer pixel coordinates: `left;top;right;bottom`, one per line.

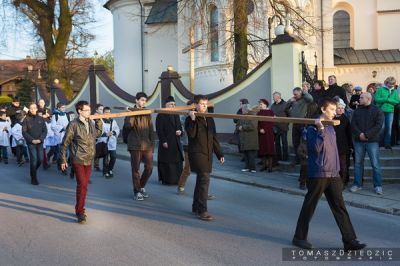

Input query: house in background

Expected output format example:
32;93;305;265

0;57;94;102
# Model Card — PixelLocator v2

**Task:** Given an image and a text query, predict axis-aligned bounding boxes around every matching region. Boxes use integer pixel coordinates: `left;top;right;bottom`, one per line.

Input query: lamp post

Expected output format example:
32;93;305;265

268;15;285;55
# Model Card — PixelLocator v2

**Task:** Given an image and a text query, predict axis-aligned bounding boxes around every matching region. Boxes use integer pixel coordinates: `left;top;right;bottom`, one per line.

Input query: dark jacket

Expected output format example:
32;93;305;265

60;118;103;165
270;100;289;132
123;107;154;151
310;89;326;106
351;104;384;143
156;113;184;163
307;125;340;178
6;104;23;125
349;94;360;110
333;114;352;155
185;116;223;173
22;112;47;144
325;83;348;105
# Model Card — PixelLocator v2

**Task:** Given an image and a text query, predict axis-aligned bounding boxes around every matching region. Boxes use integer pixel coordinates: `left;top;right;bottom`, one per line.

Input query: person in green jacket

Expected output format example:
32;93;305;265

374;76;399;149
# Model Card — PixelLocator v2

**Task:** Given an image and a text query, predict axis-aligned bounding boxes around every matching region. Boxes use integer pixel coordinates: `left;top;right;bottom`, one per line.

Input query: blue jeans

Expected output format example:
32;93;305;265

382;112;394;146
27;143;43;179
353;141;381;188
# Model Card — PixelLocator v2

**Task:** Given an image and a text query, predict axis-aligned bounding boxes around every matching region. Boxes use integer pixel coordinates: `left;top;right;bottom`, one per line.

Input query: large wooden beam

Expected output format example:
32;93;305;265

155;109;340;126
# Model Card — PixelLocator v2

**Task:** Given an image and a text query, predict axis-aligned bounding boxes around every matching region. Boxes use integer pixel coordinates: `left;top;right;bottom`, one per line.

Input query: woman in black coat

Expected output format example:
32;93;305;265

334;99;352;187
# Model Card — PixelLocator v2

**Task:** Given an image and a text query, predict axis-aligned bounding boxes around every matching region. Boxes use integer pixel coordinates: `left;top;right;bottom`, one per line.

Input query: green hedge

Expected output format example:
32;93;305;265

0;95;12;104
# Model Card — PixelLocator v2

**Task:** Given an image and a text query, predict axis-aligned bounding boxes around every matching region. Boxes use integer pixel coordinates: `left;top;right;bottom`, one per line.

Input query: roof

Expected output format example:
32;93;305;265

145;0;177;24
334;48;400;65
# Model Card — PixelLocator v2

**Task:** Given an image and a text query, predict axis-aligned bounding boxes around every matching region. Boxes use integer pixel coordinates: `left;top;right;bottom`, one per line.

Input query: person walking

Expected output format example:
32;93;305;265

156;96;184;185
185;94;224;221
22;103;47;185
292;98;366;251
123;92;154;201
350;92;384;195
59;101;103;224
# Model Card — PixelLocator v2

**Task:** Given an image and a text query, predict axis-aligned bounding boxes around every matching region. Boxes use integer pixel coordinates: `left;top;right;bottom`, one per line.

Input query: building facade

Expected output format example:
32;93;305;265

105;0;400;96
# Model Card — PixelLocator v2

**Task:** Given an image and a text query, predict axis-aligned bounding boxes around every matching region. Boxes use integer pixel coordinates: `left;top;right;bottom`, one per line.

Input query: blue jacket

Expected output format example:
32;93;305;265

307;125;340;178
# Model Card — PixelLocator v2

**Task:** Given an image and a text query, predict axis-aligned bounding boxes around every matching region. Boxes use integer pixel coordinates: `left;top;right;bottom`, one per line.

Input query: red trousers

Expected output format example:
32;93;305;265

73;163;92;215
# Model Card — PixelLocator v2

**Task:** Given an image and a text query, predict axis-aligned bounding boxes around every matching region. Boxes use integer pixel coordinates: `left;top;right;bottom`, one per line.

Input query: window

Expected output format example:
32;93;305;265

333;10;350;48
209;5;219;62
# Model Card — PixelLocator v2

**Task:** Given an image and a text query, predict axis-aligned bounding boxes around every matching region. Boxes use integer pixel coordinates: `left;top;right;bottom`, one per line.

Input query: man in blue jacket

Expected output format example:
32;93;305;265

292;99;366;251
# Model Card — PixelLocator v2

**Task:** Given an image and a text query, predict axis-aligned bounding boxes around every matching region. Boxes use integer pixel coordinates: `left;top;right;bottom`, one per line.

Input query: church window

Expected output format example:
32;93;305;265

333;10;350;48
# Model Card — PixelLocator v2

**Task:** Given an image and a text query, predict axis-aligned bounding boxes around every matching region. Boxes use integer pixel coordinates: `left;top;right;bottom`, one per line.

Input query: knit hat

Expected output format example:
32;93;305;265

259;98;269;106
354;86;362;91
337;98;346;108
165;96;175;103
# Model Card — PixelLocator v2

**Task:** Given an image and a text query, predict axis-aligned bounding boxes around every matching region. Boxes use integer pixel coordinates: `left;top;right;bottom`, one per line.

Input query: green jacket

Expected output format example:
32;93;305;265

374;86;400;113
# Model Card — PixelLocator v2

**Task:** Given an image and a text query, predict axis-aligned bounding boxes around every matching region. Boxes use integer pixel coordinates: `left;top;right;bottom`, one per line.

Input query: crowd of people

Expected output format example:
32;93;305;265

0;75;397;250
233;75;397;196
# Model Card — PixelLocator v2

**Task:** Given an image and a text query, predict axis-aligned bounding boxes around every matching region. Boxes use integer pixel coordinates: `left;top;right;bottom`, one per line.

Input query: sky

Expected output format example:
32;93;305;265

0;1;114;60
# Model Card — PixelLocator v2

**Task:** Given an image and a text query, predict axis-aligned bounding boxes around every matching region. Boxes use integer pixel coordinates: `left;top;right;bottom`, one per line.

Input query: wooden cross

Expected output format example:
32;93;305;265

182;26;203;93
89;105;340;126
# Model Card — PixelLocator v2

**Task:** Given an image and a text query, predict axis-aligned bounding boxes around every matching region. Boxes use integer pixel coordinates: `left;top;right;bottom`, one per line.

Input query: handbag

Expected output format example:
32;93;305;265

16;138;25;146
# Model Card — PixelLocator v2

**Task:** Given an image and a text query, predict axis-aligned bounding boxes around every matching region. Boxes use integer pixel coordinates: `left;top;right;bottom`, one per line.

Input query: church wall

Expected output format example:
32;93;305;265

144;23;179;95
111;1;143;95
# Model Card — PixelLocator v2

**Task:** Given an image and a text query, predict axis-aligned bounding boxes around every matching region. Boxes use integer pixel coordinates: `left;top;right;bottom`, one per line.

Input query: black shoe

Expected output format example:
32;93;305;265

4;159;8;164
77;214;87;224
385;145;392;150
31;178;39;186
198;212;214;221
292;238;313;249
207;194;216;200
344;240;366;251
43;164;51;170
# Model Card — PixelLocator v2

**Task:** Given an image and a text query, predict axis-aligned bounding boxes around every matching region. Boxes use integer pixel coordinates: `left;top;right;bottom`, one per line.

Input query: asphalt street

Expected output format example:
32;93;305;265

0;157;399;266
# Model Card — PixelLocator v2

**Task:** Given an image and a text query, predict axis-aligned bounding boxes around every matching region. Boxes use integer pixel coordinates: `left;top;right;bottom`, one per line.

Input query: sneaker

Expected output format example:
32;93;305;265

207;194;216;200
104;172;111;179
177;186;185;194
241;168;250;172
349;185;361;192
374;186;383;195
109;170;114;178
140;188;149;198
198;212;214;221
250;170;257;173
133;192;144;201
77;214;87;224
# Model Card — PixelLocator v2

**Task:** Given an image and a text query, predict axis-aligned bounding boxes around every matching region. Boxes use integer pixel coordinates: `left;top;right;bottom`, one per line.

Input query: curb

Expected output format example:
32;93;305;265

116;153;400;216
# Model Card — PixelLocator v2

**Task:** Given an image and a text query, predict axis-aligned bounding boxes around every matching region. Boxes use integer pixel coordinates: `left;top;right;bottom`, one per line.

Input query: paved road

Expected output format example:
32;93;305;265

0;157;399;266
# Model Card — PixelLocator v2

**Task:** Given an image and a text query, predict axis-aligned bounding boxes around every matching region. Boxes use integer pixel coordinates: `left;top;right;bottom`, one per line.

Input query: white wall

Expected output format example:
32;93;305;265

144;23;179;95
109;0;143;95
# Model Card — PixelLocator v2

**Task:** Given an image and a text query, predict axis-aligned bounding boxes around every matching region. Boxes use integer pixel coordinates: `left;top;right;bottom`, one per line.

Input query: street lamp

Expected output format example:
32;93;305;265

268;14;285;54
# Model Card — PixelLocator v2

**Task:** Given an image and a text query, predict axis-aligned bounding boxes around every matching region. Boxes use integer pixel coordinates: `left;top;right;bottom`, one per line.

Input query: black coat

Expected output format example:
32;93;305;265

334;115;352;155
351;104;384;142
270;100;289;132
326;83;348;105
6;104;23;125
185;116;223;173
22;112;47;144
156;114;184;163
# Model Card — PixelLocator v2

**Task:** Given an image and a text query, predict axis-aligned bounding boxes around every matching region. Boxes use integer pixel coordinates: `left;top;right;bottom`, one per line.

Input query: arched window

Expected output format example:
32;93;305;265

209;5;219;62
333;10;350;48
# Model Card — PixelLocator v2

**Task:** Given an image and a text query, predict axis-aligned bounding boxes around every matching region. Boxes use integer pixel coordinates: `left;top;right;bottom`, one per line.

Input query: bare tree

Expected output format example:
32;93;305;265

1;0;95;97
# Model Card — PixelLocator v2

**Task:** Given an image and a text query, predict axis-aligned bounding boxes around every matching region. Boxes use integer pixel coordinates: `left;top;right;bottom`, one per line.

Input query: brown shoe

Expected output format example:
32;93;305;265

198;212;214;221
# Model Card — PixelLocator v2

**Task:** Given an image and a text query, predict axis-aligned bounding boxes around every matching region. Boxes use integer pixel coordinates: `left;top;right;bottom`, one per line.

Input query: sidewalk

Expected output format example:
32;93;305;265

116;143;400;216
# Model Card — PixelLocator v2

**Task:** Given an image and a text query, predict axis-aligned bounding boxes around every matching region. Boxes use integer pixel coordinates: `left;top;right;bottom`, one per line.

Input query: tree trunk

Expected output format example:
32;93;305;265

233;0;249;83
